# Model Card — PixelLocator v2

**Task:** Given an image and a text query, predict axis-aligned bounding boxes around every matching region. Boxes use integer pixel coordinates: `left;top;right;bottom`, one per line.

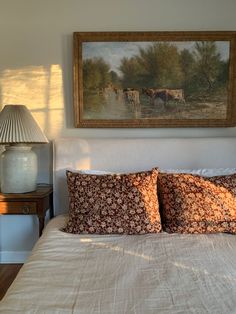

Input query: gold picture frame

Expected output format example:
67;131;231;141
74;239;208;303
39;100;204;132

73;31;236;128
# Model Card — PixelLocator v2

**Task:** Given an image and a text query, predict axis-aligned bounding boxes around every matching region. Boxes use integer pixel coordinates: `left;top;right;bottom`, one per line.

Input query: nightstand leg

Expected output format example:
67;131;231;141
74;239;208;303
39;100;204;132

38;216;45;236
49;193;54;219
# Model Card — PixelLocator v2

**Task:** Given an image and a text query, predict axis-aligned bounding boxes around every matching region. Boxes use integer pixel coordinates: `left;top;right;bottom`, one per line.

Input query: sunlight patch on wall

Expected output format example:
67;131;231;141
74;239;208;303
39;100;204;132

0;64;64;139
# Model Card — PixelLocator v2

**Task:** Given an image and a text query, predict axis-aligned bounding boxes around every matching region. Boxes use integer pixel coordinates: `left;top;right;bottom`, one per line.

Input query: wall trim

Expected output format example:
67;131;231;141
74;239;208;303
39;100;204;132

0;251;30;263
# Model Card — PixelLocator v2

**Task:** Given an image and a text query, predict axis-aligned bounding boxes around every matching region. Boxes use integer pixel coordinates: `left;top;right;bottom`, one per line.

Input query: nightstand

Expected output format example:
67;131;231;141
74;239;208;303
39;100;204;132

0;185;53;236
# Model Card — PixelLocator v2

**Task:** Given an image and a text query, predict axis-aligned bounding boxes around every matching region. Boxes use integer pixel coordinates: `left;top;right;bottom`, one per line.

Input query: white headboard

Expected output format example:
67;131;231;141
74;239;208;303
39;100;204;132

53;137;236;215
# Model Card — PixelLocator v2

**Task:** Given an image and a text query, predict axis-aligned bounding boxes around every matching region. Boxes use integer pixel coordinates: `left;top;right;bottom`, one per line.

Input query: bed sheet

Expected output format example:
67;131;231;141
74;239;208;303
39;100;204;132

1;215;236;314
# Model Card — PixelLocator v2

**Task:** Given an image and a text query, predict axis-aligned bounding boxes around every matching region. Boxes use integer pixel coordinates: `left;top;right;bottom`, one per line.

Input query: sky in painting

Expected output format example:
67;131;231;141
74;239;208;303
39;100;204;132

82;41;230;76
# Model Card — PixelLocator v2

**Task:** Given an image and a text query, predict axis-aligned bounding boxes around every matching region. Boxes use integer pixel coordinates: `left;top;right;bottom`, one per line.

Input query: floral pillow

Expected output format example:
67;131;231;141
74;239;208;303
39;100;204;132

158;173;236;234
63;168;161;234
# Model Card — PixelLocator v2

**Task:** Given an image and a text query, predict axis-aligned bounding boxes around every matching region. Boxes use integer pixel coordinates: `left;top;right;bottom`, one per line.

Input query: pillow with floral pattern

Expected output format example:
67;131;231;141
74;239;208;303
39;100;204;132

159;173;236;234
63;168;161;234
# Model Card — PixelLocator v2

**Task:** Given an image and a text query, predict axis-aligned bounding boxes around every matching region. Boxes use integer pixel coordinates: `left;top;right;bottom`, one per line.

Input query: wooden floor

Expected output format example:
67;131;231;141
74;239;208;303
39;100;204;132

0;264;23;301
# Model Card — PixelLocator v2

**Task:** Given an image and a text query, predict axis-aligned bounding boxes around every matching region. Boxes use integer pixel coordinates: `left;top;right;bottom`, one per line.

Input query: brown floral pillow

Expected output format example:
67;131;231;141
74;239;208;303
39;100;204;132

159;173;236;234
63;168;161;234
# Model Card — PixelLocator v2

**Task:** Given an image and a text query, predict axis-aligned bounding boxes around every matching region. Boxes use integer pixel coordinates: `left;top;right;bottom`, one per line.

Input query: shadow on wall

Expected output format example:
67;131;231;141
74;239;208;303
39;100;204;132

0;64;65;139
0;64;66;185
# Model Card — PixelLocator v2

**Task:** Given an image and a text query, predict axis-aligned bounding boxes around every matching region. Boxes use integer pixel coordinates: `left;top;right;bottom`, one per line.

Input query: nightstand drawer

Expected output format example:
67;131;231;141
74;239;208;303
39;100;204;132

0;202;37;214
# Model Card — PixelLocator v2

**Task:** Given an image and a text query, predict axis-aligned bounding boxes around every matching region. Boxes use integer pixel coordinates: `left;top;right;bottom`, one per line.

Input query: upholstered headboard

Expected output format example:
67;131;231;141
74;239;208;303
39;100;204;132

53;137;236;215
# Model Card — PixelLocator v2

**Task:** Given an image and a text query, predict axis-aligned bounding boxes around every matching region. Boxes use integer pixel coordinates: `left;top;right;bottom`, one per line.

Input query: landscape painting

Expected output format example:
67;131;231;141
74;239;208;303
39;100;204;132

73;32;236;127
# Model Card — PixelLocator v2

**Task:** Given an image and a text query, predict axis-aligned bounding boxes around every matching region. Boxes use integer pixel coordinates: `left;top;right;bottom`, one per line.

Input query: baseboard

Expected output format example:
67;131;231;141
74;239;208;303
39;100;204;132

0;251;30;263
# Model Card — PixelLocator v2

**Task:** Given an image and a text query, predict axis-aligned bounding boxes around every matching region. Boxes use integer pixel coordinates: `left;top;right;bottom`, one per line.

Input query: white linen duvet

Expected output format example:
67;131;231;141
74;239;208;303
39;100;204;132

1;215;236;314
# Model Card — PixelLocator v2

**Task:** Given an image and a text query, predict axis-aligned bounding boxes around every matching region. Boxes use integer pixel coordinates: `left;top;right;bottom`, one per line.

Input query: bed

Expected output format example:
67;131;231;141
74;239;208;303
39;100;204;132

1;137;236;314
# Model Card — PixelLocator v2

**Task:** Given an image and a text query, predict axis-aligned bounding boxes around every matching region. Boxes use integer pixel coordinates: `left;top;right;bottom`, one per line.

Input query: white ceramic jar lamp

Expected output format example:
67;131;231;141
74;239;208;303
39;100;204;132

1;145;37;193
0;105;48;193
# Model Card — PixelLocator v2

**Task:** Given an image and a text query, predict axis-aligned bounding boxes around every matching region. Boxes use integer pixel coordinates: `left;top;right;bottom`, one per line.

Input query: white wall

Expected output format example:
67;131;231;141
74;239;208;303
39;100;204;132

0;0;236;262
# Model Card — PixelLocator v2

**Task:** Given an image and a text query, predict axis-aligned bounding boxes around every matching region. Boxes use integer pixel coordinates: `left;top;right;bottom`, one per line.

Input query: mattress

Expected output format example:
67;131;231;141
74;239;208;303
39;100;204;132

1;215;236;314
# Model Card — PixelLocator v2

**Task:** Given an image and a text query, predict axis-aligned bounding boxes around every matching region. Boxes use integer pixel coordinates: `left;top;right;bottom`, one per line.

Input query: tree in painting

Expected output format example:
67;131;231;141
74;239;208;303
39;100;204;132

83;57;111;91
193;41;222;91
120;43;184;88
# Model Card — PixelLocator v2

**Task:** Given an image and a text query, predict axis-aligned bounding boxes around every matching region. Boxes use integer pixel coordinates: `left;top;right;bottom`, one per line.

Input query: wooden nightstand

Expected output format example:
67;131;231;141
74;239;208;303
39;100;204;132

0;185;53;236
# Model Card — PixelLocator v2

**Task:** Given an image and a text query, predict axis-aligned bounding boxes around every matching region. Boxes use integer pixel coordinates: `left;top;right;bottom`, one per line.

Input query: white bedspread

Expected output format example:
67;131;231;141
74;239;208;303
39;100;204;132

1;215;236;314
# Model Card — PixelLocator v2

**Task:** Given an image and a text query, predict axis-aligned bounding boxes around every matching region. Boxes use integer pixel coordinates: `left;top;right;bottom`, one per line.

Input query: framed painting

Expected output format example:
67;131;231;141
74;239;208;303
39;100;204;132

73;31;236;128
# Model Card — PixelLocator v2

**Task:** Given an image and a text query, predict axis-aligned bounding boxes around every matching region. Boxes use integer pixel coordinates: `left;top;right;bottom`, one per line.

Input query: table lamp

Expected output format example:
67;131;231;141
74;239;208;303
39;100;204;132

0;104;49;193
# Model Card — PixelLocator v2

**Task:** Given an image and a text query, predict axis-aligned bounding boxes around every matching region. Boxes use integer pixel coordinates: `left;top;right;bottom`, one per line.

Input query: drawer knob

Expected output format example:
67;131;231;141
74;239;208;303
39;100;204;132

22;206;30;214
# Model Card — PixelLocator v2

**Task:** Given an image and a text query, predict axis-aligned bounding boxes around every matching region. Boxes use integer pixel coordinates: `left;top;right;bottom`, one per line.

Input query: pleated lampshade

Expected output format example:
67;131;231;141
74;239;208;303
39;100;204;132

0;104;48;193
0;105;48;144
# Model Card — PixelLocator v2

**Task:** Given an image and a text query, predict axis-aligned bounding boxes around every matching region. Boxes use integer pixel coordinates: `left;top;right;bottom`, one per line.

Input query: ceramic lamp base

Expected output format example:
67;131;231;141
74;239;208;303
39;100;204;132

0;145;37;193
